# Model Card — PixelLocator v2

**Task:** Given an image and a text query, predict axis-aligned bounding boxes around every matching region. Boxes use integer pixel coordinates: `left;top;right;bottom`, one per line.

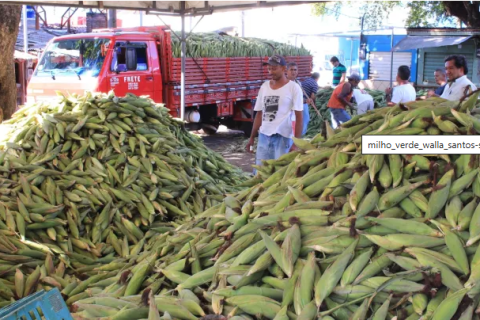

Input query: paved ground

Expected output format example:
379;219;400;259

194;126;255;173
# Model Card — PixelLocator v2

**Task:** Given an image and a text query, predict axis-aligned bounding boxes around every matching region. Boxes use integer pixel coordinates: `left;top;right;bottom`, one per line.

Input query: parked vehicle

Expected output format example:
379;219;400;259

27;26;312;135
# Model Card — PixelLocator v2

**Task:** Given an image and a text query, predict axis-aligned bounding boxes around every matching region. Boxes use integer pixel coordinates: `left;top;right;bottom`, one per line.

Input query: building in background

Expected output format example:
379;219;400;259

287;28;415;90
361;28;416;91
394;28;480;92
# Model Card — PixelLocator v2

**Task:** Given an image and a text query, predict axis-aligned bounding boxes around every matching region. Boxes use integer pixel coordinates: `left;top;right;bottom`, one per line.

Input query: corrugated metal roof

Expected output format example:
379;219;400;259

288;27;407;38
407;28;480;36
16;23;65;52
393;35;472;51
16;20;85;54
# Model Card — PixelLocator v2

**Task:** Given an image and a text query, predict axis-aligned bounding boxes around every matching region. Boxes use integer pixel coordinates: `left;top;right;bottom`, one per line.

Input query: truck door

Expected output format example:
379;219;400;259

107;41;154;99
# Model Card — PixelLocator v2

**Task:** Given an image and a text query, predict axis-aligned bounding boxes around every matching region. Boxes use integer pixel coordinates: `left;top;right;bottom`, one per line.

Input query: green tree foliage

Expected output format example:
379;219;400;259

312;2;399;30
405;1;453;27
311;1;475;29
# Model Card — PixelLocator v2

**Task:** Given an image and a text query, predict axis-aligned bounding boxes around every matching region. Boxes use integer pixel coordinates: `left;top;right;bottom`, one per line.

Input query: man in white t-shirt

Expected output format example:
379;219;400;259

246;55;303;168
386;65;416;106
441;55;477;101
353;89;374;115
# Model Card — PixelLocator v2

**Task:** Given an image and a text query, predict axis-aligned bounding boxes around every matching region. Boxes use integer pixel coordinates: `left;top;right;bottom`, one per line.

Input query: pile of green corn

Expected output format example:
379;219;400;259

305;87;386;137
171;32;310;58
417;89;429;99
58;92;480;319
304;87;334;138
368;89;388;108
0;91;249;304
4;93;480;319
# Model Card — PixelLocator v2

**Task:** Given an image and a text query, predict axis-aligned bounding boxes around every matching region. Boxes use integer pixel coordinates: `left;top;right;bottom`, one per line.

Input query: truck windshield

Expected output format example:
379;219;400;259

35;38;110;78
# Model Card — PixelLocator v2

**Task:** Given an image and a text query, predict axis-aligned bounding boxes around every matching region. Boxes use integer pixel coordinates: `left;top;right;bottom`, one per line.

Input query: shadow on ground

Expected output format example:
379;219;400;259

195;126;255;173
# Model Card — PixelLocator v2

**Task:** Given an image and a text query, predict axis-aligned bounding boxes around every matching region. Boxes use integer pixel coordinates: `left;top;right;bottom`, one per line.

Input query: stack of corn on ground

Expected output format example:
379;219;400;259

171;32;310;58
0;91;248;304
305;88;386;138
3;92;480;319
64;92;480;320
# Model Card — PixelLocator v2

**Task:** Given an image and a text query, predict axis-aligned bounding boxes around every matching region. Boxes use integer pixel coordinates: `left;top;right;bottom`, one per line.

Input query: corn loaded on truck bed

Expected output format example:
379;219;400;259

27;26;313;135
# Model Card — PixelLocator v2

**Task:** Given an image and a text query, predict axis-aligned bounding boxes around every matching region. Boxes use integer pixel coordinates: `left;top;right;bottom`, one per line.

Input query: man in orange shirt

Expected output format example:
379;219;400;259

327;74;360;129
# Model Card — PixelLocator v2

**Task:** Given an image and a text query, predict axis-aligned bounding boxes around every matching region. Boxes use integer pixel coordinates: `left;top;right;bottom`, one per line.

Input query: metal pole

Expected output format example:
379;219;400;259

241;11;245;37
357;39;360;76
139;11;143;26
180;13;186;120
360;14;365;78
108;9;117;28
389;28;394;88
35;6;39;30
23;5;28;54
349;38;353;73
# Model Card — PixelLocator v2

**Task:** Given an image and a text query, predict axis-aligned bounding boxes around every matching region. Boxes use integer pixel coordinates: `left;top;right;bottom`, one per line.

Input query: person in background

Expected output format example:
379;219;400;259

327;73;360;129
330;56;347;87
441;55;477;101
246;55;303;169
286;62;300;134
353;88;374;115
286;62;299;84
427;69;447;98
386;65;416;106
301;72;320;136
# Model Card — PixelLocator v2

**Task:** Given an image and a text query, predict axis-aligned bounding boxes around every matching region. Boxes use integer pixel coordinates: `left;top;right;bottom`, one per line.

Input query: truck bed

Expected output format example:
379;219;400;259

165;56;313;108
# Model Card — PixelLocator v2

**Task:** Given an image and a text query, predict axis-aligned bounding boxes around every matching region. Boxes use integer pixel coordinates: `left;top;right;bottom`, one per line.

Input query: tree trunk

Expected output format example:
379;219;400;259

0;4;22;121
443;1;480;27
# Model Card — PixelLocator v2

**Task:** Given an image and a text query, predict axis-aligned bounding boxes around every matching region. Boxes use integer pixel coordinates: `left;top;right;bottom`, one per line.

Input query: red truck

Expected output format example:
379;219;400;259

27;26;313;135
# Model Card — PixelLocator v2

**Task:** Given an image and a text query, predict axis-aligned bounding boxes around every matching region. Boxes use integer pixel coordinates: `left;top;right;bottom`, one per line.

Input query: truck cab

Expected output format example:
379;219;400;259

28;26;313;136
28;29;164;104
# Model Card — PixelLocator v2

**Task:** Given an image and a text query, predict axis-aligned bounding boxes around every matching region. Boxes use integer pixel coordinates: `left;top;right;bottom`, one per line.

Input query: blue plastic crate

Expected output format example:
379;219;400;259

0;288;73;320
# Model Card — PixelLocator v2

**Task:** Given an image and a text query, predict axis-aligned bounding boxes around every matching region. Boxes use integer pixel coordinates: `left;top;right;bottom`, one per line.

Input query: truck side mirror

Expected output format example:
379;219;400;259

126;48;137;71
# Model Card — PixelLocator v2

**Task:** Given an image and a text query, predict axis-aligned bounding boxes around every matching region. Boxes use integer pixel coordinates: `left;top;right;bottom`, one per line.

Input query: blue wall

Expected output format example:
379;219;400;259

338;34;417;82
338;37;360;73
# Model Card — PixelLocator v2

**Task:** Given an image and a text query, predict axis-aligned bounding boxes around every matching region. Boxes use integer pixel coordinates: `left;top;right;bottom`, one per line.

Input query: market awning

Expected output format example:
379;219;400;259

392;35;472;51
1;1;318;15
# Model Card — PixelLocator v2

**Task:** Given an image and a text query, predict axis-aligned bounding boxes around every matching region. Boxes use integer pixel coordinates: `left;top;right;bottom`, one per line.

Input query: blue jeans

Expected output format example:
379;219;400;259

329;108;351;129
302;103;310;136
255;133;292;170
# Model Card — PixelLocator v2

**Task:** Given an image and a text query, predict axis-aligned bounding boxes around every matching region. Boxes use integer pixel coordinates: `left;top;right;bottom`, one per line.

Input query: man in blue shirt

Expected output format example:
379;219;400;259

427;69;447;98
301;72;320;136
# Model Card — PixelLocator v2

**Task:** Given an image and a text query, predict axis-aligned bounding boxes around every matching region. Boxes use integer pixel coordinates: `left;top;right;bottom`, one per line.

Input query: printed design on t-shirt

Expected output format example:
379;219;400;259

263;96;280;122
